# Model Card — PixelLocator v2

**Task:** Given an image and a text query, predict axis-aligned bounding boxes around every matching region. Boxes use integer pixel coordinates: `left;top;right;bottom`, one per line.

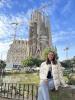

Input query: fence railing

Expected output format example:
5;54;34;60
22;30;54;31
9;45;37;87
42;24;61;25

0;83;75;100
0;83;38;100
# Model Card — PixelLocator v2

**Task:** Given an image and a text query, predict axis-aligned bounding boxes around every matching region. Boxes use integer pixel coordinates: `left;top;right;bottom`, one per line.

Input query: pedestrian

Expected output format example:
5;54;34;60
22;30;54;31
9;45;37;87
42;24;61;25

38;50;68;100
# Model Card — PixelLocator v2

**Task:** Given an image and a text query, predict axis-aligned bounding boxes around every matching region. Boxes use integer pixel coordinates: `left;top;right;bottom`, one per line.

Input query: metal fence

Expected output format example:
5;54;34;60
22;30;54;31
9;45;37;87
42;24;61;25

0;83;38;100
0;83;75;100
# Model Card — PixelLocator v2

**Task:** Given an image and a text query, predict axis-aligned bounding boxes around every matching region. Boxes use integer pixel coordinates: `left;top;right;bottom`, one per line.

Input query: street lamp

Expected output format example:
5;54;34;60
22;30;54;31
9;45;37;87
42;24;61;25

64;47;69;60
71;57;75;73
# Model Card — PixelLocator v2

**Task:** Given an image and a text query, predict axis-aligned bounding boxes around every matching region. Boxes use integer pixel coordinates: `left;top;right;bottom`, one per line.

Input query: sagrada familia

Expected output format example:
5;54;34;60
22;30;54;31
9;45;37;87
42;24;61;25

6;10;52;69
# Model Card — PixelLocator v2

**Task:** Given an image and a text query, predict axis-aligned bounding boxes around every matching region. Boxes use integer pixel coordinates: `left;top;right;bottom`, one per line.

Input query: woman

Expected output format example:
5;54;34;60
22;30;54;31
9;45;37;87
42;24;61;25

38;50;68;100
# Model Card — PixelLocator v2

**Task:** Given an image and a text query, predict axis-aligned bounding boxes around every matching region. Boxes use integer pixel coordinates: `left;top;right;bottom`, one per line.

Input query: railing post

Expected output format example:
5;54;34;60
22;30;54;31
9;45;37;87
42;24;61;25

10;83;13;98
36;86;38;100
1;83;3;97
19;84;21;98
15;83;17;99
27;84;29;99
23;84;25;100
4;83;6;97
7;83;9;98
32;85;33;100
0;83;39;100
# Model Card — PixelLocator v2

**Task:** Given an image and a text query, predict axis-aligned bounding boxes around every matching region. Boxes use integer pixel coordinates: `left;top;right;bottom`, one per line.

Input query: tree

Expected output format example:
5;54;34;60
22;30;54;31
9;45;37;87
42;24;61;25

21;56;34;67
61;60;72;69
21;57;43;67
69;57;75;72
61;57;75;73
32;58;43;67
0;60;6;74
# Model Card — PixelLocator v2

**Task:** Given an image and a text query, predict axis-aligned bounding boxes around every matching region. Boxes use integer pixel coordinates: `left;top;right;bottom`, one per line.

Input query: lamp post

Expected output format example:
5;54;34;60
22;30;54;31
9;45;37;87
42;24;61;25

71;57;75;73
0;53;2;60
64;47;69;60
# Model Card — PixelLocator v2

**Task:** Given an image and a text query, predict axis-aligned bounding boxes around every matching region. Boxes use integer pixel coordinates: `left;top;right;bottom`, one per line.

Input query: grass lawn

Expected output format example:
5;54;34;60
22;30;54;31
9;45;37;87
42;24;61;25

18;72;40;84
4;72;75;86
3;72;40;84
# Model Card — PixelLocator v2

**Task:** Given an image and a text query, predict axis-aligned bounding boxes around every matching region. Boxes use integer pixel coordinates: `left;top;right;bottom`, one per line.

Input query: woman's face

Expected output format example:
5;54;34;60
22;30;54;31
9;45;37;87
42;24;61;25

48;52;55;61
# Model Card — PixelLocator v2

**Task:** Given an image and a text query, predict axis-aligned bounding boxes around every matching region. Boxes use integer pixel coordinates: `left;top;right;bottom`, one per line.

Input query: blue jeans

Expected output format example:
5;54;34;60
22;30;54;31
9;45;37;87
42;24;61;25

38;79;55;100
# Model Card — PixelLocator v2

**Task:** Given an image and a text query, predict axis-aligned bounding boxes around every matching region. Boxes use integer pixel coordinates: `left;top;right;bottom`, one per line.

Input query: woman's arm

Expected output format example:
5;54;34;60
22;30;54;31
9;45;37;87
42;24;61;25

58;62;68;87
40;63;48;80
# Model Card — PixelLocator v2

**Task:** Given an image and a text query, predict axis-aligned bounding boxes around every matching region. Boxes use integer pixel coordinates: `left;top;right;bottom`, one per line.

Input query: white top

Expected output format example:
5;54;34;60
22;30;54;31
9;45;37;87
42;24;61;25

39;61;67;90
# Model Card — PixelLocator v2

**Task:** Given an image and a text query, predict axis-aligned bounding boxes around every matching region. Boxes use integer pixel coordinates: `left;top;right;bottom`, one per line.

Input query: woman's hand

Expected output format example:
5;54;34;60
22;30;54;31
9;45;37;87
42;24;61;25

64;84;69;88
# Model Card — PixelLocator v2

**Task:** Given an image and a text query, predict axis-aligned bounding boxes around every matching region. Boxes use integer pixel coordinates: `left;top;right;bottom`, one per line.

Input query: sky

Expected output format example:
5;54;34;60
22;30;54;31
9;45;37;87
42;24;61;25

0;0;75;61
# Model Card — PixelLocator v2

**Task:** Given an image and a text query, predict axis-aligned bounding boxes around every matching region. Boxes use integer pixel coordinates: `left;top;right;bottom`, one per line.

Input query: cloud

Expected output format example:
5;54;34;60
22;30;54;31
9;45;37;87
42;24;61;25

0;8;33;60
0;8;33;41
0;0;13;8
0;41;12;60
61;0;72;15
52;30;75;43
0;15;14;42
38;0;63;16
39;0;54;16
52;29;75;61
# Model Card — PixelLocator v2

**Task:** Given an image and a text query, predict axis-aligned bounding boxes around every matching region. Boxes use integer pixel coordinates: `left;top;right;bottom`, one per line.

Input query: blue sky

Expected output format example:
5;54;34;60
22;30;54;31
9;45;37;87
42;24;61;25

0;0;75;61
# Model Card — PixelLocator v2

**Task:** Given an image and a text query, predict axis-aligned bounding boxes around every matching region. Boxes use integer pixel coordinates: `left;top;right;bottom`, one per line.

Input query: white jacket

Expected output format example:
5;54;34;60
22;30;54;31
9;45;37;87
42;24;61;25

39;61;66;90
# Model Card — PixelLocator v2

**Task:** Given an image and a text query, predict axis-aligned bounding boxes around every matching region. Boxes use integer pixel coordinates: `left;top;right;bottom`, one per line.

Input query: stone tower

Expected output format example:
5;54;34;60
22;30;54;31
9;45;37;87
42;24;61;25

29;10;52;57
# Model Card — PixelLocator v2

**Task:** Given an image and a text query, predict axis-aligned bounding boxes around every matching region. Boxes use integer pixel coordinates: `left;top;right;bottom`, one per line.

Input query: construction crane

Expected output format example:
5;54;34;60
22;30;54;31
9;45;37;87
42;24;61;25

10;22;20;41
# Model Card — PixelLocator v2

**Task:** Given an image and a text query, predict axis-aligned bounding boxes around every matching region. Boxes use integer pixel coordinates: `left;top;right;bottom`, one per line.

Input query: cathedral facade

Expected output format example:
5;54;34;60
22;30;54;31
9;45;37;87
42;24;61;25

6;10;52;69
29;10;52;57
6;40;29;69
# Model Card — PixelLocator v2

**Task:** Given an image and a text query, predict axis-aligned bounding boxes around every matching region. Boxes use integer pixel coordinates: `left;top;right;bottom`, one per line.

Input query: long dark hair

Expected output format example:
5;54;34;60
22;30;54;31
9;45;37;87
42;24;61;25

46;51;57;65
